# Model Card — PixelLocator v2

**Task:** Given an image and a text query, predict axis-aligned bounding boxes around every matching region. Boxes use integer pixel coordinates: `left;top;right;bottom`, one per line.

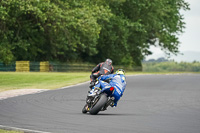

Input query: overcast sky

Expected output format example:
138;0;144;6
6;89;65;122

146;0;200;62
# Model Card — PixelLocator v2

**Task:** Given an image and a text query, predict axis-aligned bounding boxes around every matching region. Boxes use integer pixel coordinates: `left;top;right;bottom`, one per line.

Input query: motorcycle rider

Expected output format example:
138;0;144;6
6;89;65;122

89;58;114;89
90;69;126;108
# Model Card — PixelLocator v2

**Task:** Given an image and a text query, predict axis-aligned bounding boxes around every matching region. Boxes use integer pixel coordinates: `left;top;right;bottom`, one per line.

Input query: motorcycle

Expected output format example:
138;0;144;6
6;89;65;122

82;80;115;115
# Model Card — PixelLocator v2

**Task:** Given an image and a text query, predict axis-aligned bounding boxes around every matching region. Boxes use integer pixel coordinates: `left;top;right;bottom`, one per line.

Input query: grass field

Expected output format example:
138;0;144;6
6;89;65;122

0;129;23;133
0;72;90;92
0;71;197;92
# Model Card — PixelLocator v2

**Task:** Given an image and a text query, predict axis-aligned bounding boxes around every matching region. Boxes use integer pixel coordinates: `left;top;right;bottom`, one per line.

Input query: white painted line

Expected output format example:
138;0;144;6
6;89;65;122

0;125;52;133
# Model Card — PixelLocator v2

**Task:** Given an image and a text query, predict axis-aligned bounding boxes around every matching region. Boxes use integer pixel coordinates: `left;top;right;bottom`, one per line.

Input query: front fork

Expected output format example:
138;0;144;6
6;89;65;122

86;93;114;111
85;95;100;111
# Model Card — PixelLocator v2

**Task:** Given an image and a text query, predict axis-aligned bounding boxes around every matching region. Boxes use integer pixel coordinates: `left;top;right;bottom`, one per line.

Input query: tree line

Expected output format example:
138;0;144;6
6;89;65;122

0;0;189;67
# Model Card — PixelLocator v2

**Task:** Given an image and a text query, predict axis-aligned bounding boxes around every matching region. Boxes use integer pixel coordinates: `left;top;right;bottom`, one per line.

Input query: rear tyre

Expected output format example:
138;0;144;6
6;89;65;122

89;94;108;115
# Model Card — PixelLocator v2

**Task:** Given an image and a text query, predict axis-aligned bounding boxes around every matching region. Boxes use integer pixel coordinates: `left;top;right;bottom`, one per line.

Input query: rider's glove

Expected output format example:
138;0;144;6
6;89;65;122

98;75;103;81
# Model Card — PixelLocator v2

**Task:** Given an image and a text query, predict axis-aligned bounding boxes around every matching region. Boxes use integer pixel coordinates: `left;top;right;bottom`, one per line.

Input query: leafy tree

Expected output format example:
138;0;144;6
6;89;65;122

94;0;189;67
0;0;189;67
0;0;112;63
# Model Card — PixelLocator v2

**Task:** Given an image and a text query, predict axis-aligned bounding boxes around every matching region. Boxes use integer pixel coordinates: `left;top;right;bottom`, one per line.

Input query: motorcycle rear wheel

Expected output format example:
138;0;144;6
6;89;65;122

89;93;108;115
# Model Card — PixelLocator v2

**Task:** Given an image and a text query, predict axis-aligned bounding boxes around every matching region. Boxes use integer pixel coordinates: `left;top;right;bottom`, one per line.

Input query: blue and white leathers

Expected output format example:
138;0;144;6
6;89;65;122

92;74;126;107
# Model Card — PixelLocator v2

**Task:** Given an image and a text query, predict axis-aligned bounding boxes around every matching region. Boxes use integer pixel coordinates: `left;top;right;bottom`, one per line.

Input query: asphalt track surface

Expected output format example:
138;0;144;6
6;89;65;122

0;74;200;133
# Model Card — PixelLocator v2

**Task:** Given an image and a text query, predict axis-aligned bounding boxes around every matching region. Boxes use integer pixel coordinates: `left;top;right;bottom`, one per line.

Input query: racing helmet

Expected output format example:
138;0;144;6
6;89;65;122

105;58;112;65
116;69;125;75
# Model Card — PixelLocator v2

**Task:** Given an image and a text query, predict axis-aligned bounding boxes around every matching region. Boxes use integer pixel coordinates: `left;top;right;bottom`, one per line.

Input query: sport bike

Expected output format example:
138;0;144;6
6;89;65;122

82;81;115;115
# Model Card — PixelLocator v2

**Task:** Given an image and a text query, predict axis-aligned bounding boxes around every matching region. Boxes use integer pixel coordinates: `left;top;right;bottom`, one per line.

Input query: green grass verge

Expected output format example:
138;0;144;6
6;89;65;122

0;72;90;92
0;129;23;133
1;71;199;92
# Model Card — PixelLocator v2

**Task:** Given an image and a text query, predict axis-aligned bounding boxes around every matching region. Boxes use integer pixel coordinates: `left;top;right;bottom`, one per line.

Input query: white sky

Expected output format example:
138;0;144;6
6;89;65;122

179;0;200;51
146;0;200;61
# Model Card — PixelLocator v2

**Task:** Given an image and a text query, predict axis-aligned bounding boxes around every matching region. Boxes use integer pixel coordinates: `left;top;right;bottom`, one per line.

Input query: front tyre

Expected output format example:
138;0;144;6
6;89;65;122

89;94;108;115
82;104;88;114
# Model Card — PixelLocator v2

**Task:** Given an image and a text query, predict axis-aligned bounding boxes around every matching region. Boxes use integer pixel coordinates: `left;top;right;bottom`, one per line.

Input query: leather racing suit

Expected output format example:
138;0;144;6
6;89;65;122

90;61;114;88
93;74;126;107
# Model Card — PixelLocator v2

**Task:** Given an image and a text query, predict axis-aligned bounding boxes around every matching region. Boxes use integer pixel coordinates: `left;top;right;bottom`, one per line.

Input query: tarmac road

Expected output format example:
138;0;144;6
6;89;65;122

0;74;200;133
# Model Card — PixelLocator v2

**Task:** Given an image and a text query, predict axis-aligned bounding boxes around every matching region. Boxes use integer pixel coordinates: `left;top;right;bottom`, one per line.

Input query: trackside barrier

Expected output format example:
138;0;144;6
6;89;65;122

30;62;40;71
49;63;94;72
0;62;15;71
40;61;49;72
16;61;30;72
0;61;141;72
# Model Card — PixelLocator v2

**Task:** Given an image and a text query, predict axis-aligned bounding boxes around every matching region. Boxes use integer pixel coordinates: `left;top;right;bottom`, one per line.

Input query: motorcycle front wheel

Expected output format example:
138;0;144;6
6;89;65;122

89;93;108;115
82;104;88;114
